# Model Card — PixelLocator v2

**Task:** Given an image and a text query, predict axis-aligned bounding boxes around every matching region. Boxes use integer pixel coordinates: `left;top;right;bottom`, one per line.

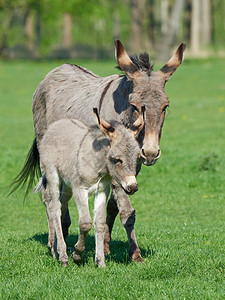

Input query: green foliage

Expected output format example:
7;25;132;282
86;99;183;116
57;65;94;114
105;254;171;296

212;0;225;46
0;58;225;298
0;0;225;58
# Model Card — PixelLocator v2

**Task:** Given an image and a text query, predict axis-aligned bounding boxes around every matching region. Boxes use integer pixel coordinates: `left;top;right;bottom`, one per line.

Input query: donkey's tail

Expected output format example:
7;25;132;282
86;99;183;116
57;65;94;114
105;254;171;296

9;138;41;199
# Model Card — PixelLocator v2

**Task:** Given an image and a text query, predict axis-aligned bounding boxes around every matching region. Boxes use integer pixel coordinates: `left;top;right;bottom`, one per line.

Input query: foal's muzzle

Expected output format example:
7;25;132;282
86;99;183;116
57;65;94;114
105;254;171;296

121;176;138;195
125;183;138;195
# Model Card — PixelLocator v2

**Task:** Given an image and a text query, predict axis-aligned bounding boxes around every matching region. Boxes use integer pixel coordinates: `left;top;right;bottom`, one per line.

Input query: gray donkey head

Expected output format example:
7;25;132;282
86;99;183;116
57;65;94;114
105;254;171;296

115;40;186;166
93;106;144;195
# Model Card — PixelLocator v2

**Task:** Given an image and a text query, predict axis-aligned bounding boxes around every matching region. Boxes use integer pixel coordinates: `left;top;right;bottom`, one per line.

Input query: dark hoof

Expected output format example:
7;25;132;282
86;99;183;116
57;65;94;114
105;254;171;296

131;251;144;263
61;260;68;267
73;251;82;264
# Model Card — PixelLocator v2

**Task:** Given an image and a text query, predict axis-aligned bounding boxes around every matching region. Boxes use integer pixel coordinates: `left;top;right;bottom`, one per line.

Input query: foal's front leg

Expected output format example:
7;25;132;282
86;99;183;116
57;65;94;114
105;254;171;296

72;188;92;264
94;188;109;268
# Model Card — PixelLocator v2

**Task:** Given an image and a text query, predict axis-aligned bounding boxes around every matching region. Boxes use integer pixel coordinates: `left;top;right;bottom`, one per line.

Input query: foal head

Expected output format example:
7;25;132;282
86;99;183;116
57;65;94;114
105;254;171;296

93;107;144;195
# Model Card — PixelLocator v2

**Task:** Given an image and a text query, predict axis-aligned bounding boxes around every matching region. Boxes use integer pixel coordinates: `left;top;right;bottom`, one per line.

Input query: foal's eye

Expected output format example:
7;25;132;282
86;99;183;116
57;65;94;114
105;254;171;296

110;157;123;164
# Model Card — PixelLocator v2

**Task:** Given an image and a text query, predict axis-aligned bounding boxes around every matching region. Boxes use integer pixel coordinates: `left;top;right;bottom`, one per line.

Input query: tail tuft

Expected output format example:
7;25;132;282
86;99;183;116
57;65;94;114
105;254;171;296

9;138;41;199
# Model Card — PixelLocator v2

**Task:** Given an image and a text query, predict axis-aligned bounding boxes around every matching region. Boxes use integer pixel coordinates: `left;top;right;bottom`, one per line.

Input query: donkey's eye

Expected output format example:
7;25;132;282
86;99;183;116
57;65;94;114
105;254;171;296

162;105;169;113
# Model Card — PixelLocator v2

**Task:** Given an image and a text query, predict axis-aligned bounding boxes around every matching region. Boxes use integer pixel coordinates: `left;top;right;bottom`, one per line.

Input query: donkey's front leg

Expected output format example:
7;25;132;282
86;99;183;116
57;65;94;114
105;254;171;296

72;188;92;264
105;181;143;262
104;194;118;255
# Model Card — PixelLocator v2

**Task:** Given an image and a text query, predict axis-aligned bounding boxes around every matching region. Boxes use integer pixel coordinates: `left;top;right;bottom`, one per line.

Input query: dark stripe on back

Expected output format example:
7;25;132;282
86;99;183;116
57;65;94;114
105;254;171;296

68;64;99;78
98;80;115;113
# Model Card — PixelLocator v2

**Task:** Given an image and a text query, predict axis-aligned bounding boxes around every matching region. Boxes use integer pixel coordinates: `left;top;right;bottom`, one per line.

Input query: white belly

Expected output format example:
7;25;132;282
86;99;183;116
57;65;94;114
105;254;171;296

88;176;111;196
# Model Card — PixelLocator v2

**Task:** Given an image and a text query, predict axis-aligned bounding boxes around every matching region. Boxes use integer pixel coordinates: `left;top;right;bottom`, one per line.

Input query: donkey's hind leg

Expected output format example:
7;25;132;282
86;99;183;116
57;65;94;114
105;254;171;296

60;182;72;241
72;188;92;264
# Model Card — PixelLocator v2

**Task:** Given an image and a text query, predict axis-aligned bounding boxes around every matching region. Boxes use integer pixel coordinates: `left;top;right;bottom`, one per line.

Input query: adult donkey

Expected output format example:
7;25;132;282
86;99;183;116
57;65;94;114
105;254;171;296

15;39;185;262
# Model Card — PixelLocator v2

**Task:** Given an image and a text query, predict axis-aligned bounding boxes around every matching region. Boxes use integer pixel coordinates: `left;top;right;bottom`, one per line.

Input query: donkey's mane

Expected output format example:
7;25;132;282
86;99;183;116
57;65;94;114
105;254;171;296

130;53;154;77
117;52;154;77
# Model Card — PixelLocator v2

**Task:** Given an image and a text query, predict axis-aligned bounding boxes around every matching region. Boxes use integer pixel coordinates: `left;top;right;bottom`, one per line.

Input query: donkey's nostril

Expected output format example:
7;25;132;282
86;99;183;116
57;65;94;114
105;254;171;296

141;148;160;160
157;149;161;158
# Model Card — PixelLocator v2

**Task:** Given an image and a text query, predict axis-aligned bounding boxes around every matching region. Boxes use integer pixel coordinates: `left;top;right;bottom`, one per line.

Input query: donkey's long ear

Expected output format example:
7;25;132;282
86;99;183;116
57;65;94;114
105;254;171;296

93;108;115;139
130;105;145;138
156;42;186;82
115;39;141;80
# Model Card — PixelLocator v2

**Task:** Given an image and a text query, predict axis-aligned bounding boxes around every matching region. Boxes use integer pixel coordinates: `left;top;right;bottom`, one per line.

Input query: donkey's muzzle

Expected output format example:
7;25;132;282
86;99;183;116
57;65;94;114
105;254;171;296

141;132;161;166
141;148;161;166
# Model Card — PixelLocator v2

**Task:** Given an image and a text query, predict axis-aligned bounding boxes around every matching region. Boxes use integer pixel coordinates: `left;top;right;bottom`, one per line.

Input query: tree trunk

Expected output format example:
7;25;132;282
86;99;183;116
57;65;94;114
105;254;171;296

62;13;72;49
190;0;200;54
157;0;185;61
201;0;211;46
130;0;146;52
0;11;14;56
161;0;169;35
148;0;155;48
34;8;41;57
24;13;35;52
185;0;192;42
113;8;120;39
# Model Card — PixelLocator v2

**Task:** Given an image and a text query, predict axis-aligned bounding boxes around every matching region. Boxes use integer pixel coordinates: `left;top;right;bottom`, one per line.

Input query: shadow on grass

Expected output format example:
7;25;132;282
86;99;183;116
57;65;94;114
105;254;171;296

31;232;154;265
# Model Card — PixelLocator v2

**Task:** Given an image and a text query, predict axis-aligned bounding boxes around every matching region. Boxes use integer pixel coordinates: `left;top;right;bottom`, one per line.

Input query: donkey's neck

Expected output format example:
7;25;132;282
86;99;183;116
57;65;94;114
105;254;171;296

116;76;133;128
99;75;133;129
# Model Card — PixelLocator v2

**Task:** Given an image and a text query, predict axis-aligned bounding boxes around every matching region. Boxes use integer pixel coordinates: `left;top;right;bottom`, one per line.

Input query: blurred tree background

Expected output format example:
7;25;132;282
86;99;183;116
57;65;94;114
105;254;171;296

0;0;224;60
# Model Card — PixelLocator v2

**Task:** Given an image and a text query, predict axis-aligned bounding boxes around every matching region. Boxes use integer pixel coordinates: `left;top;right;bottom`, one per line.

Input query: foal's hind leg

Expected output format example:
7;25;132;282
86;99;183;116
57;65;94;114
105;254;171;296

72;188;92;264
42;189;55;248
47;170;68;266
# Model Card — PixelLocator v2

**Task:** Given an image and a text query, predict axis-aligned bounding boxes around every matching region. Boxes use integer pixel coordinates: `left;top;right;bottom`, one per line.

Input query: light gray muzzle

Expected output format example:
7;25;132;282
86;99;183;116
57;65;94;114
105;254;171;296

141;148;161;166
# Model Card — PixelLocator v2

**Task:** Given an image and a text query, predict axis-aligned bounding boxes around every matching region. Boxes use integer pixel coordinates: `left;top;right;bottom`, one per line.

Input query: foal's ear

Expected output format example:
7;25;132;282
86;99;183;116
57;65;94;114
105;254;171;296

93;108;115;138
130;105;145;138
114;39;141;80
156;42;186;82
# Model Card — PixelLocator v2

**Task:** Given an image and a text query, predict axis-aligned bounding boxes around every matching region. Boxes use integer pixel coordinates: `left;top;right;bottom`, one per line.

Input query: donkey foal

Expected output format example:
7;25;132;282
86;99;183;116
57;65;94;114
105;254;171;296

35;108;144;267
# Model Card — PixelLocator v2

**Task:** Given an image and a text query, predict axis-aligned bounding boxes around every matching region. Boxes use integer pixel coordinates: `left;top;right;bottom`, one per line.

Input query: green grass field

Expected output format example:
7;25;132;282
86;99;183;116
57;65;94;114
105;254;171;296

0;57;225;299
